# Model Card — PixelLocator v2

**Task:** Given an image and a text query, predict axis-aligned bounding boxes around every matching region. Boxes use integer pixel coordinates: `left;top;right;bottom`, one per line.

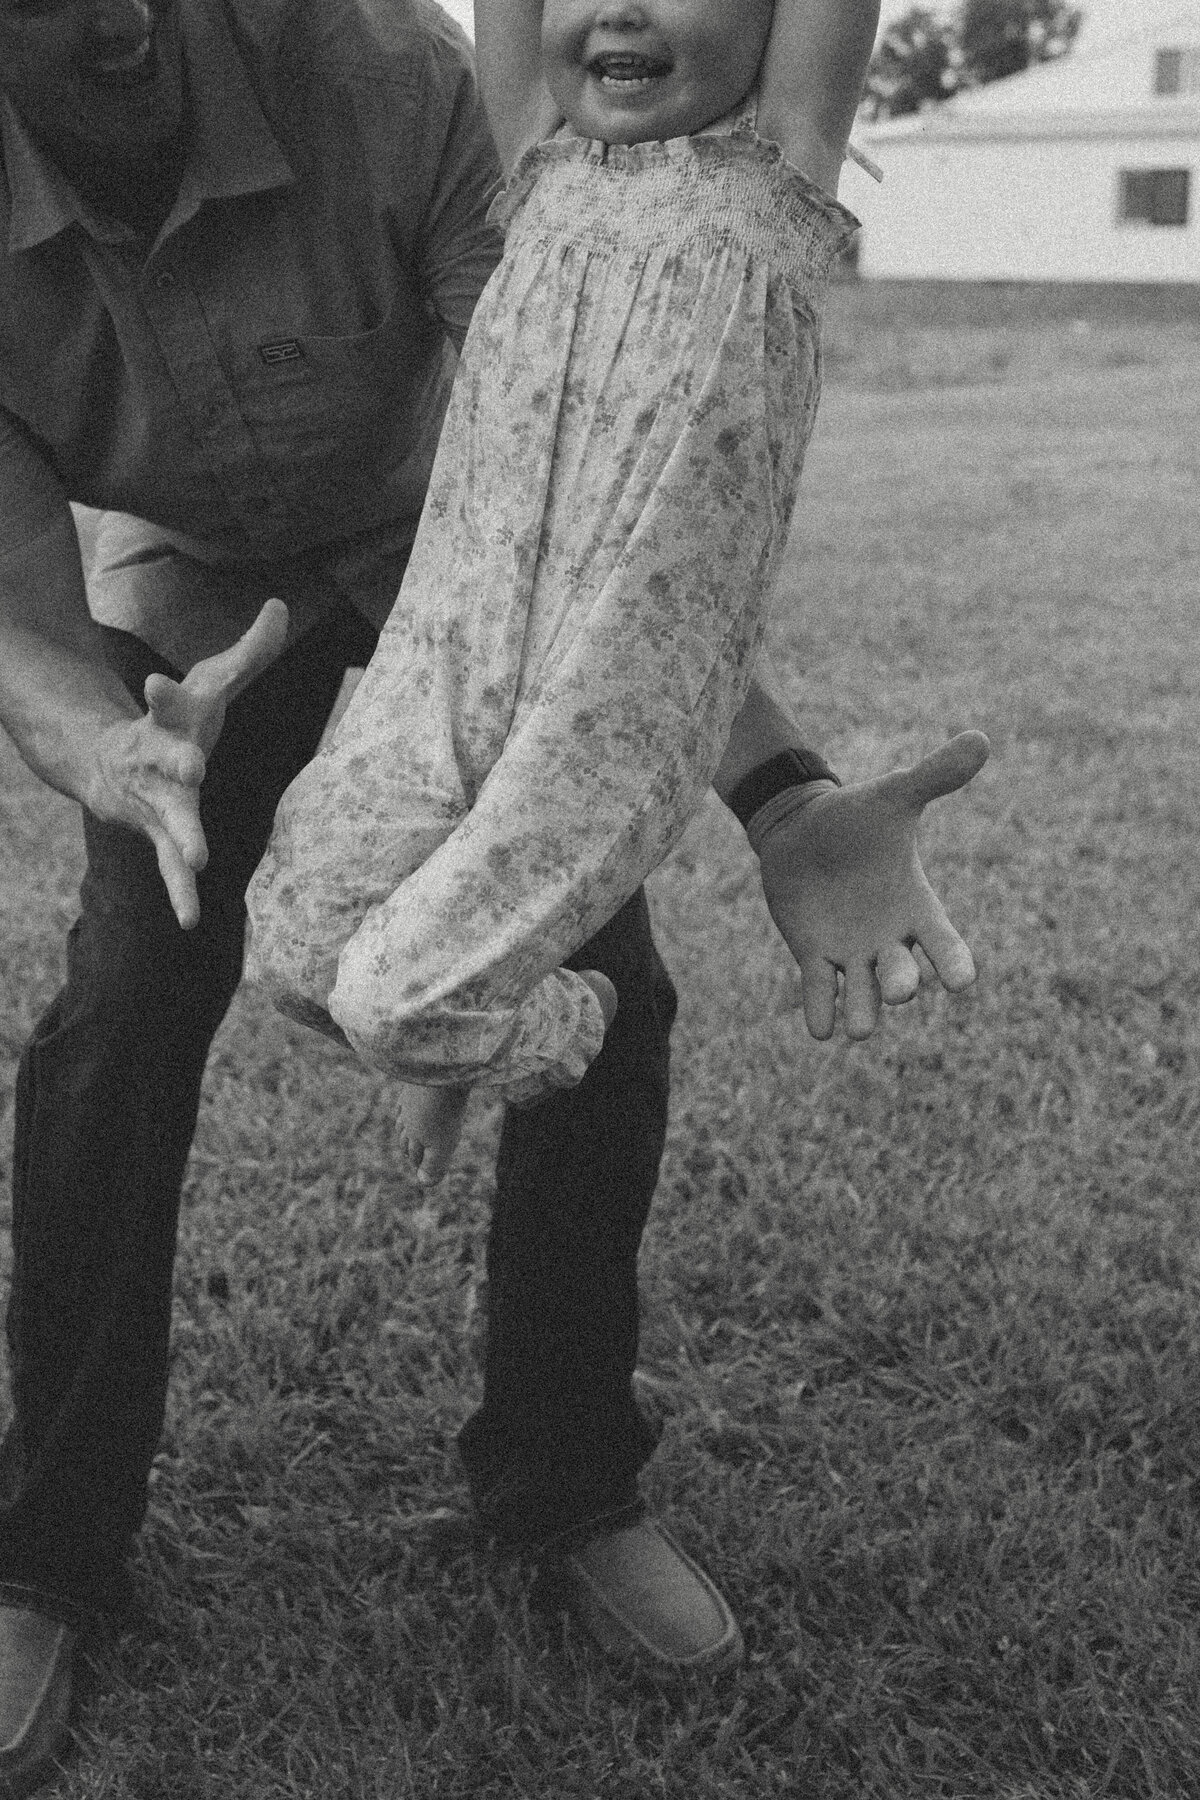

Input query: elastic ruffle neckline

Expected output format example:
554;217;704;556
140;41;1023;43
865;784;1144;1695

491;122;860;242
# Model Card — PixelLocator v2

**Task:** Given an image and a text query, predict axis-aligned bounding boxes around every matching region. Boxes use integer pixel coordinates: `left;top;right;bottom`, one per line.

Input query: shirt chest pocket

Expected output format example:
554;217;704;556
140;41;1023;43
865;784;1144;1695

229;297;444;498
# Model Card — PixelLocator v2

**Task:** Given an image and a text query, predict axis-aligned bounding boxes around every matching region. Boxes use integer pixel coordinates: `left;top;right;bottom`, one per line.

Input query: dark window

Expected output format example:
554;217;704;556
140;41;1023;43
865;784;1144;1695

1119;168;1191;227
1155;49;1182;94
1154;47;1200;96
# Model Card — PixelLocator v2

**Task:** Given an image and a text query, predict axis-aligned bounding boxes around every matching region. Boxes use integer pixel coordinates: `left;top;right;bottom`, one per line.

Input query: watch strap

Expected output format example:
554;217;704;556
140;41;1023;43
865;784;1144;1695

727;746;841;830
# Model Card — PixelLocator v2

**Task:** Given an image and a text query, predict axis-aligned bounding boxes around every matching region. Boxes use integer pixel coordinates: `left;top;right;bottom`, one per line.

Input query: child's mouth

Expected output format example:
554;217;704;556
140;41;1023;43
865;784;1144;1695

587;51;673;90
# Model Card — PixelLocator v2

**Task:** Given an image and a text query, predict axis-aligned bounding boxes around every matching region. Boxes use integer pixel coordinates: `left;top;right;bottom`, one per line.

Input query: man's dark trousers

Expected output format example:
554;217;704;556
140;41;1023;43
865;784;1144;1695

0;609;671;1616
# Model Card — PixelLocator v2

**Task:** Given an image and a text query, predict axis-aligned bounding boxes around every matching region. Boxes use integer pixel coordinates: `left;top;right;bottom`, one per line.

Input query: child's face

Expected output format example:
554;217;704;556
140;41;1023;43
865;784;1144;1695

541;0;774;146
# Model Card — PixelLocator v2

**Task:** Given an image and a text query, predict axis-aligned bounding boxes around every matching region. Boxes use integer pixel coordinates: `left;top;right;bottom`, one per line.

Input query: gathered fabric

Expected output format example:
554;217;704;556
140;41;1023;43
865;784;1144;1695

245;108;859;1102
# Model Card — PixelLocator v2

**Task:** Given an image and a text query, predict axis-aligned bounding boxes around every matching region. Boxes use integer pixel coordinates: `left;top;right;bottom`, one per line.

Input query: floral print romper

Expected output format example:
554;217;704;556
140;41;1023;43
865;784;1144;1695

244;100;858;1103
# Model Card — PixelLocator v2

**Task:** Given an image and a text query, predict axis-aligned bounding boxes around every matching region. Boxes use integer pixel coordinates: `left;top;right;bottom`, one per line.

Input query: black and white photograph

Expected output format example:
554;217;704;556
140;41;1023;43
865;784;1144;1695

0;0;1196;1792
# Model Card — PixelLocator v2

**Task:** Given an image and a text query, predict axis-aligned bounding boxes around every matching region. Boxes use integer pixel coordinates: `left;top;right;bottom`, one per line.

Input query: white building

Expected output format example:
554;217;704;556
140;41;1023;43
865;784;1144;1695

848;5;1200;281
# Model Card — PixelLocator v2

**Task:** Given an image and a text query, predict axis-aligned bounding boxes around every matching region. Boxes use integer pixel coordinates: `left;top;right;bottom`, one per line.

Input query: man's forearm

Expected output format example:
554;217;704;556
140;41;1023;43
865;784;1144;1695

0;511;140;809
713;670;836;805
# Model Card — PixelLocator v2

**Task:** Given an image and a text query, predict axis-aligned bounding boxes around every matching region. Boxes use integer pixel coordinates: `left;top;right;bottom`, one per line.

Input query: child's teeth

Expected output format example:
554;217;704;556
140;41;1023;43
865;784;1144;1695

593;53;667;83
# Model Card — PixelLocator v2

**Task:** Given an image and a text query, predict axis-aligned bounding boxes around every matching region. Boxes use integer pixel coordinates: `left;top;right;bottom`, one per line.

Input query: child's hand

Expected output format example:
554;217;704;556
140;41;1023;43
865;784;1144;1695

397;1082;471;1186
755;731;989;1040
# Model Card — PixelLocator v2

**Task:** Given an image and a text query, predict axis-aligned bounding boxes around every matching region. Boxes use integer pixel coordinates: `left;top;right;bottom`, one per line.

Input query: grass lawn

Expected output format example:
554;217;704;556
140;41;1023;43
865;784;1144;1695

2;284;1200;1796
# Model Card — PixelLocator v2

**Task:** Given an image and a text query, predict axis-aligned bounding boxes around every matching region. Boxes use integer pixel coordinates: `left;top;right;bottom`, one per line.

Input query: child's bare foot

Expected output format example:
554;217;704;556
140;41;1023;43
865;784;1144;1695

579;969;618;1031
397;1082;470;1185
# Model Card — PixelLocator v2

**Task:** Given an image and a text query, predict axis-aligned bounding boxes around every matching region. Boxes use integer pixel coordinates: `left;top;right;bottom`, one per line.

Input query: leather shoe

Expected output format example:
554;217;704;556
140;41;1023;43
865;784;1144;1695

0;1606;74;1795
557;1518;743;1674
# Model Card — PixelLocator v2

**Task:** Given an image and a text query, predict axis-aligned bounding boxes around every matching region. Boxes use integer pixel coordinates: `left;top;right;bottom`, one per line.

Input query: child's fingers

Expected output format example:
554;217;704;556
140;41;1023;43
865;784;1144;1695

417;1144;452;1186
401;1127;450;1186
578;969;618;1030
398;1082;467;1187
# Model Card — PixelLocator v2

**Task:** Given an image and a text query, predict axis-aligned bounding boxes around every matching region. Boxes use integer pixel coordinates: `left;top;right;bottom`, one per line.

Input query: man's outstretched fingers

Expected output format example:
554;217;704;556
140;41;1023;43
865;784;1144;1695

799;954;838;1041
841;959;882;1041
139;682;208;781
916;908;978;992
237;595;290;677
189;597;290;706
149;778;209;874
151;830;202;930
876;942;922;1008
890;731;990;810
145;601;290;757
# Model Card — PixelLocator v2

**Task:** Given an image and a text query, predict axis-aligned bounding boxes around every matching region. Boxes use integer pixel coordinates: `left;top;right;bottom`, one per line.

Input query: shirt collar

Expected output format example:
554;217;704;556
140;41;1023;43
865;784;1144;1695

2;0;295;256
1;102;95;253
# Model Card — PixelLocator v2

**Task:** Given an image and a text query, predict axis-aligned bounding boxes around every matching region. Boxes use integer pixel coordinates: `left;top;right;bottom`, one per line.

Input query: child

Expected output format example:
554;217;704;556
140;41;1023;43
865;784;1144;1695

244;0;882;1179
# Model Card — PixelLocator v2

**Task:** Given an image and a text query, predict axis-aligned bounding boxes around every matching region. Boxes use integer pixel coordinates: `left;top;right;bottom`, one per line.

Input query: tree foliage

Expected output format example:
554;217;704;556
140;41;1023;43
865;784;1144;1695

960;0;1083;83
863;0;1082;119
863;7;956;118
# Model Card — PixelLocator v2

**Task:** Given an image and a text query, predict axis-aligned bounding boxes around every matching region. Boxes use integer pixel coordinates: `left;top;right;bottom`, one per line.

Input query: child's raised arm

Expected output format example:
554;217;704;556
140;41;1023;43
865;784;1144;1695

473;0;560;174
758;0;881;195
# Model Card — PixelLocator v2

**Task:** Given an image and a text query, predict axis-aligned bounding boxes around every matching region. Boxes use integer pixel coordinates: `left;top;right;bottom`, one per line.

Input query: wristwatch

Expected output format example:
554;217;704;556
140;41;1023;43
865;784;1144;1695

727;746;841;832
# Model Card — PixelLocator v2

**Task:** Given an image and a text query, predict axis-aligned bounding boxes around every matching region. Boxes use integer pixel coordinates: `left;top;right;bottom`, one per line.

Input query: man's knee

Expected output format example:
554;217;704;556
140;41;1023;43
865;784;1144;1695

67;821;249;1055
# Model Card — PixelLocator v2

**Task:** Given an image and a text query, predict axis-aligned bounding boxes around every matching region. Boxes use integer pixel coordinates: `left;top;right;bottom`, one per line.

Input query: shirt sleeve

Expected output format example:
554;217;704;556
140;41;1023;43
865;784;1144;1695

0;406;70;557
413;43;504;353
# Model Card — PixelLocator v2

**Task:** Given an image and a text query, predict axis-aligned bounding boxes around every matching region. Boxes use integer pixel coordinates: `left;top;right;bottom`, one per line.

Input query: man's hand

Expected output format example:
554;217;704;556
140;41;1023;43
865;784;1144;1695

90;599;289;929
756;731;990;1041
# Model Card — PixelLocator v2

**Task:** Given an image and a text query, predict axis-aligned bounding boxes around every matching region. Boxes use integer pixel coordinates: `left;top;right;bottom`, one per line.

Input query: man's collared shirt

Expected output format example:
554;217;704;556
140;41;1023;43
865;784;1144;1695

0;0;502;582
